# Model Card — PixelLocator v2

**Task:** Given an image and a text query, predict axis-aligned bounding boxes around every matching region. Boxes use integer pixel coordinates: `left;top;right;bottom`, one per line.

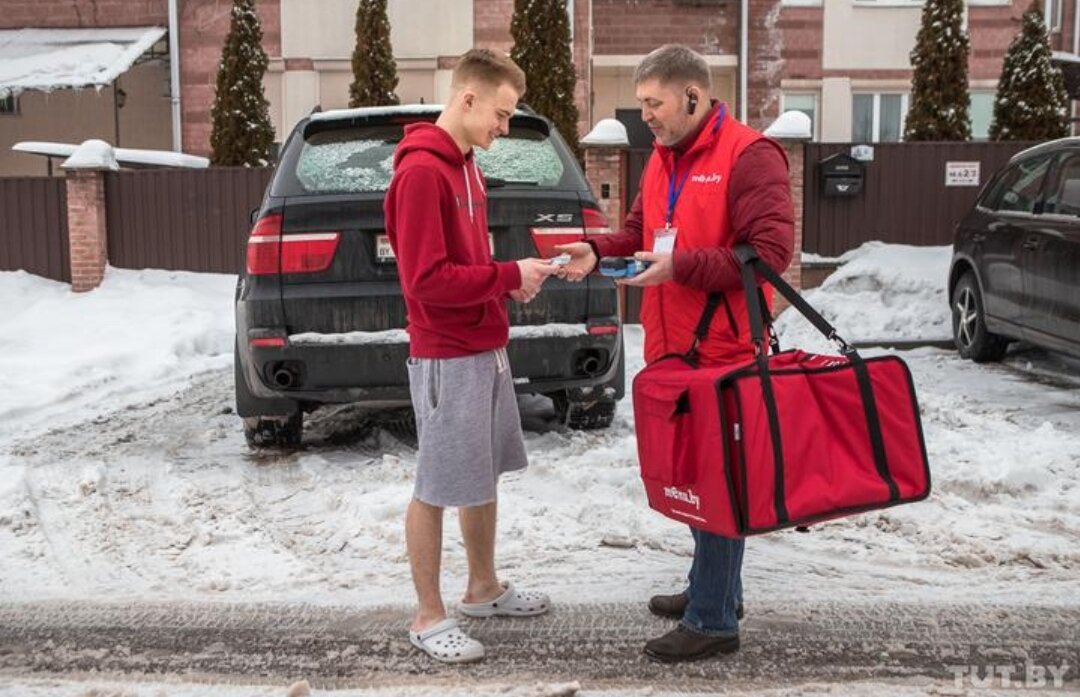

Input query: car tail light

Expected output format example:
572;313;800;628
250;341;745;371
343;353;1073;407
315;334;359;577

587;324;619;336
528;207;613;258
249;336;287;348
246;213;341;275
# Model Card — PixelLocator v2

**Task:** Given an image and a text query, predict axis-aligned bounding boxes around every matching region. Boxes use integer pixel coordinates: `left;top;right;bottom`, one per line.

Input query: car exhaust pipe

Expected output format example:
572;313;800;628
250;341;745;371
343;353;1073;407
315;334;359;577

272;366;298;389
578;355;602;376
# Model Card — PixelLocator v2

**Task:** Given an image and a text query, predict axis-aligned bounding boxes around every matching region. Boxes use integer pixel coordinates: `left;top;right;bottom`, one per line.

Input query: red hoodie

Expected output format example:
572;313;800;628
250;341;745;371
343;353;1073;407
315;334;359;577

384;123;523;358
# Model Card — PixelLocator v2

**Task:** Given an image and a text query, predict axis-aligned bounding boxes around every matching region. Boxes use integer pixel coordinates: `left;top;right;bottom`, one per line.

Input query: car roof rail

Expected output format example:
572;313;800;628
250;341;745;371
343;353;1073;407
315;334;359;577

309;104;323;115
516;103;539;116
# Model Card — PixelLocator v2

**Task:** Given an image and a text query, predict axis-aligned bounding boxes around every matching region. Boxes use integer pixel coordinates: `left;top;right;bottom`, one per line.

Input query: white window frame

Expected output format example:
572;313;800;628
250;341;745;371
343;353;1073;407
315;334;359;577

781;92;820;140
783;0;823;7
852;92;910;143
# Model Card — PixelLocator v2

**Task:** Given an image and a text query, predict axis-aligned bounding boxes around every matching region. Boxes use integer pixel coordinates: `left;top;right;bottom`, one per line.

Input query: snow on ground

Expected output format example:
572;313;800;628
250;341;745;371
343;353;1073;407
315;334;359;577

777;242;953;351
0;245;1078;615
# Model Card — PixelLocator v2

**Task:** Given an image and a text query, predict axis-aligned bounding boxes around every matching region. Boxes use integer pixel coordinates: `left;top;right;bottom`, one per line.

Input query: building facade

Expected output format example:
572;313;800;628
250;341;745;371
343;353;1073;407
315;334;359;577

2;0;1078;177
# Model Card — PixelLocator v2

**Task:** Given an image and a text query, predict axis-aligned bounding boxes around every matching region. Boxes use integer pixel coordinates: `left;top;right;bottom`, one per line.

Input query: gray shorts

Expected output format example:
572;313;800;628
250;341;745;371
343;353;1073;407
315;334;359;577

406;347;528;508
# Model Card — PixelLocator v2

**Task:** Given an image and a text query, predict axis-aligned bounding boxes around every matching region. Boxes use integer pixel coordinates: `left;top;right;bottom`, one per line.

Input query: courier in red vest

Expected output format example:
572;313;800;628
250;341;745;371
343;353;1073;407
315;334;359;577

557;44;794;662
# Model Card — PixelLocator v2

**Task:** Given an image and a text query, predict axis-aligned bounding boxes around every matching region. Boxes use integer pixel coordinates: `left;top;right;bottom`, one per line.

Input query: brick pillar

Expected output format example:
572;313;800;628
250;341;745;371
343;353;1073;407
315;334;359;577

65;169;110;292
583;145;628;227
768;137;805;315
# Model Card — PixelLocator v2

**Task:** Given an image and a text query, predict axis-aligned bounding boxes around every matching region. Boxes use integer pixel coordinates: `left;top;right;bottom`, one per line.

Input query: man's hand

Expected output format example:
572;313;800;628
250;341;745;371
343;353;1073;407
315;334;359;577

619;251;674;287
508;289;532;304
516;258;561;300
552;242;596;282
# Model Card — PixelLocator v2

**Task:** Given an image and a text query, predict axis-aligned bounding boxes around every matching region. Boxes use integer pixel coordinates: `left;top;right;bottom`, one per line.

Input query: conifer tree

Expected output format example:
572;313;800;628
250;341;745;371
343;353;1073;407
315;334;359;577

511;0;581;158
349;0;400;107
989;1;1069;141
210;0;274;166
904;0;971;140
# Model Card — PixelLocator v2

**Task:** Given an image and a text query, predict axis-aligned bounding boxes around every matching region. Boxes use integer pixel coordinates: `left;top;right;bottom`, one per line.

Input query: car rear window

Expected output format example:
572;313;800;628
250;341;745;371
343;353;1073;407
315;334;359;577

280;122;569;195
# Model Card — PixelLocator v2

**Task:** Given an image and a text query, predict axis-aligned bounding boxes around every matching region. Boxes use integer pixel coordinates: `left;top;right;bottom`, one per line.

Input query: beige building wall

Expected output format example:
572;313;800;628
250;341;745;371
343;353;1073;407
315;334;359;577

820;77;852;142
822;0;921;70
0;60;171;177
591;57;737;129
269;0;473;141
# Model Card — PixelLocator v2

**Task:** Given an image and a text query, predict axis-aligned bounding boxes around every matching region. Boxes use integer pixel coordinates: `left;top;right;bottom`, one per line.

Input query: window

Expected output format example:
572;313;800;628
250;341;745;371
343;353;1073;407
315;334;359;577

288;124;566;195
852;93;909;143
970;92;995;141
0;93;18;115
782;93;818;140
983;156;1052;214
1042;153;1080;216
1047;0;1063;31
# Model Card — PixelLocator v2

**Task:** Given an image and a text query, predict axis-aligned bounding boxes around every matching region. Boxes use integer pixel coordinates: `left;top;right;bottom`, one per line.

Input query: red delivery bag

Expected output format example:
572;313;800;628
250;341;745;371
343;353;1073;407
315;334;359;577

634;245;931;537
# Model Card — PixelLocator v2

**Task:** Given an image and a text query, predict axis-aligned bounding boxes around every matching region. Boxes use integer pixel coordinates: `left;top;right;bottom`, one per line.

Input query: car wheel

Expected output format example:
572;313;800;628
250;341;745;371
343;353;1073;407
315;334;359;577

952;272;1009;363
243;413;303;448
552;392;617;430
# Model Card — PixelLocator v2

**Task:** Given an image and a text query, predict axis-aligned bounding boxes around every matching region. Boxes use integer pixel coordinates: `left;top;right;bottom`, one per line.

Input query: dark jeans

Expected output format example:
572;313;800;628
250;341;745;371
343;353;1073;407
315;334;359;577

681;526;744;637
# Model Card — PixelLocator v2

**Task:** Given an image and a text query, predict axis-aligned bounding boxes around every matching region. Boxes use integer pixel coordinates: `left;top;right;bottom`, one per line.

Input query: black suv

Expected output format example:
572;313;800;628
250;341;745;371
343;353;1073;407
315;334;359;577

235;105;625;446
949;137;1080;363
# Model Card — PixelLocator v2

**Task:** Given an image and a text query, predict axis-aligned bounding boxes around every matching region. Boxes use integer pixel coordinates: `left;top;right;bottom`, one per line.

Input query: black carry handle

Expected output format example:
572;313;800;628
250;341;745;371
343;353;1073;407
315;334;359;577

731;244;900;522
732;244;854;356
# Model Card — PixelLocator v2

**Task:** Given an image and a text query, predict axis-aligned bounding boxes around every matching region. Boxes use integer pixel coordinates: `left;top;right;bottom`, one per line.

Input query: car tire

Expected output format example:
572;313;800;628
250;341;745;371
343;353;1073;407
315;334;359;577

242;413;303;448
952;272;1009;363
553;393;617;430
235;341;303;447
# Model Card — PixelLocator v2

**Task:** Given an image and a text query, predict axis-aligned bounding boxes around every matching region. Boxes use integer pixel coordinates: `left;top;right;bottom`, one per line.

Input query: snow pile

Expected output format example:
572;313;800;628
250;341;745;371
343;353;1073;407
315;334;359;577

0;268;236;442
776;242;952;352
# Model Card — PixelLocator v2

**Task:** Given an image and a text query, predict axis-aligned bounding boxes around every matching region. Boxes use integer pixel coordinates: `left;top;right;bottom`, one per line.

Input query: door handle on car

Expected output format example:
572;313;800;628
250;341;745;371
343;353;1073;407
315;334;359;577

970;232;986;243
1022;236;1041;251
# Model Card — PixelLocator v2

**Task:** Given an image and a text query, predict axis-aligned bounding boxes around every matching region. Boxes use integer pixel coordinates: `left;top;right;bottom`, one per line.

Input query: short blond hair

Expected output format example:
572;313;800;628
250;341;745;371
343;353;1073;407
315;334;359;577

452;48;527;98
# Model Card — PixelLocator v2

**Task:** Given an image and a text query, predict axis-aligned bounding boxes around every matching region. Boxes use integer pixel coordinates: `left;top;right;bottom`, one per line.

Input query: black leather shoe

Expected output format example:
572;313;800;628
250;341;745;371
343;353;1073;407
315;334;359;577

643;625;740;663
648;592;744;621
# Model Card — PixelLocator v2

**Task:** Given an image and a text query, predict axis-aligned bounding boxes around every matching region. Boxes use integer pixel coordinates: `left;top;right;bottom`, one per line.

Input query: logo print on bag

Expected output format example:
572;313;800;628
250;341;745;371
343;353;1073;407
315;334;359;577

663;486;700;510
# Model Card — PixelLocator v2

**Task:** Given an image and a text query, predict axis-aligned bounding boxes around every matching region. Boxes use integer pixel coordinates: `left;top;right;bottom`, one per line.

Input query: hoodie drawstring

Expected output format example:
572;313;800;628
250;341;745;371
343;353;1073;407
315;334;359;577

462;164;474;224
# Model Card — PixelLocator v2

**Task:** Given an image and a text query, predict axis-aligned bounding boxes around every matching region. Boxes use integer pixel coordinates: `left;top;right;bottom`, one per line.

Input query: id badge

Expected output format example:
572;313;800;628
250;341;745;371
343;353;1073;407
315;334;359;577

652;227;677;254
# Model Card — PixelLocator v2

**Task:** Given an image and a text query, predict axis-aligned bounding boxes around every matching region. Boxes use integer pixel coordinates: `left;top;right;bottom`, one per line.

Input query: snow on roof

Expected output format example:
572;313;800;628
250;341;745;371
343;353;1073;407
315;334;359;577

764;110;813;140
581;118;629;147
13;140;209;169
1052;50;1080;64
0;26;167;97
61;139;119;171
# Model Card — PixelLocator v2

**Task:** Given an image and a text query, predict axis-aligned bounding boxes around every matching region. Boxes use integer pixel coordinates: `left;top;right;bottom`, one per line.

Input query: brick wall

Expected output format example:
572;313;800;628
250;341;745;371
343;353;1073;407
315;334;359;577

65;170;108;292
592;0;737;56
0;0;166;27
584;145;627;227
747;0;785;130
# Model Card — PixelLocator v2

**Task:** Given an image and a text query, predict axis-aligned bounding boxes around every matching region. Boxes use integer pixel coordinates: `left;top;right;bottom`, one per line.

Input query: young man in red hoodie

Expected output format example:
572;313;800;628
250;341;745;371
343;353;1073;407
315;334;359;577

384;49;560;664
558;44;794;663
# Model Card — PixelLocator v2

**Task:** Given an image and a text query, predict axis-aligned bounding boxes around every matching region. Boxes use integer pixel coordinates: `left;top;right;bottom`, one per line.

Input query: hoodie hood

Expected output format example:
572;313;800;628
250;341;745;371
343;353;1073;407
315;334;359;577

394;122;470;169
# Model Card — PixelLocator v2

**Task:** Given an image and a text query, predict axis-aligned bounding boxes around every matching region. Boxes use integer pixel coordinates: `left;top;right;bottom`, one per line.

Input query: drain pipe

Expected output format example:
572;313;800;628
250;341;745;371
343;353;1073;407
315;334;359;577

739;0;748;123
168;0;182;152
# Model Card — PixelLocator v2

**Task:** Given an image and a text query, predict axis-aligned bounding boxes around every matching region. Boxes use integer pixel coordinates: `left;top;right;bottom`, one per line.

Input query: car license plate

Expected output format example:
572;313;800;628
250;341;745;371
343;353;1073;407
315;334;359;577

376;233;495;262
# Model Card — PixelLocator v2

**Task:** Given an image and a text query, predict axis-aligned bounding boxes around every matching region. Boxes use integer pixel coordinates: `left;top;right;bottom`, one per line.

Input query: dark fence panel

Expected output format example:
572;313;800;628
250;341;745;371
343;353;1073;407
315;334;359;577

105;167;273;274
803;142;1036;256
0;177;69;282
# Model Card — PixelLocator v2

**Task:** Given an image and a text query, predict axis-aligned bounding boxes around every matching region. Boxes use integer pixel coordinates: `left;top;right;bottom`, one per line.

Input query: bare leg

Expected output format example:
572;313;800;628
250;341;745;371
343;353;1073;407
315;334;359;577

406;497;447;631
459;500;503;603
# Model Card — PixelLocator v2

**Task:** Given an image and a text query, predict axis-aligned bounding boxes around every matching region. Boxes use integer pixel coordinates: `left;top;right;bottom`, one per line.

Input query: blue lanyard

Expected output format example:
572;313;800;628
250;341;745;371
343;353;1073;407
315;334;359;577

666;165;690;227
664;104;727;227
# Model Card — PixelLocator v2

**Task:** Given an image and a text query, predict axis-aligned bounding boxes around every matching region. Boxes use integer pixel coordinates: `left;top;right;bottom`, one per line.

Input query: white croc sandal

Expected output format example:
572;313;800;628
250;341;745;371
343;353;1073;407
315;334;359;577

459;581;551;618
409;618;485;664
